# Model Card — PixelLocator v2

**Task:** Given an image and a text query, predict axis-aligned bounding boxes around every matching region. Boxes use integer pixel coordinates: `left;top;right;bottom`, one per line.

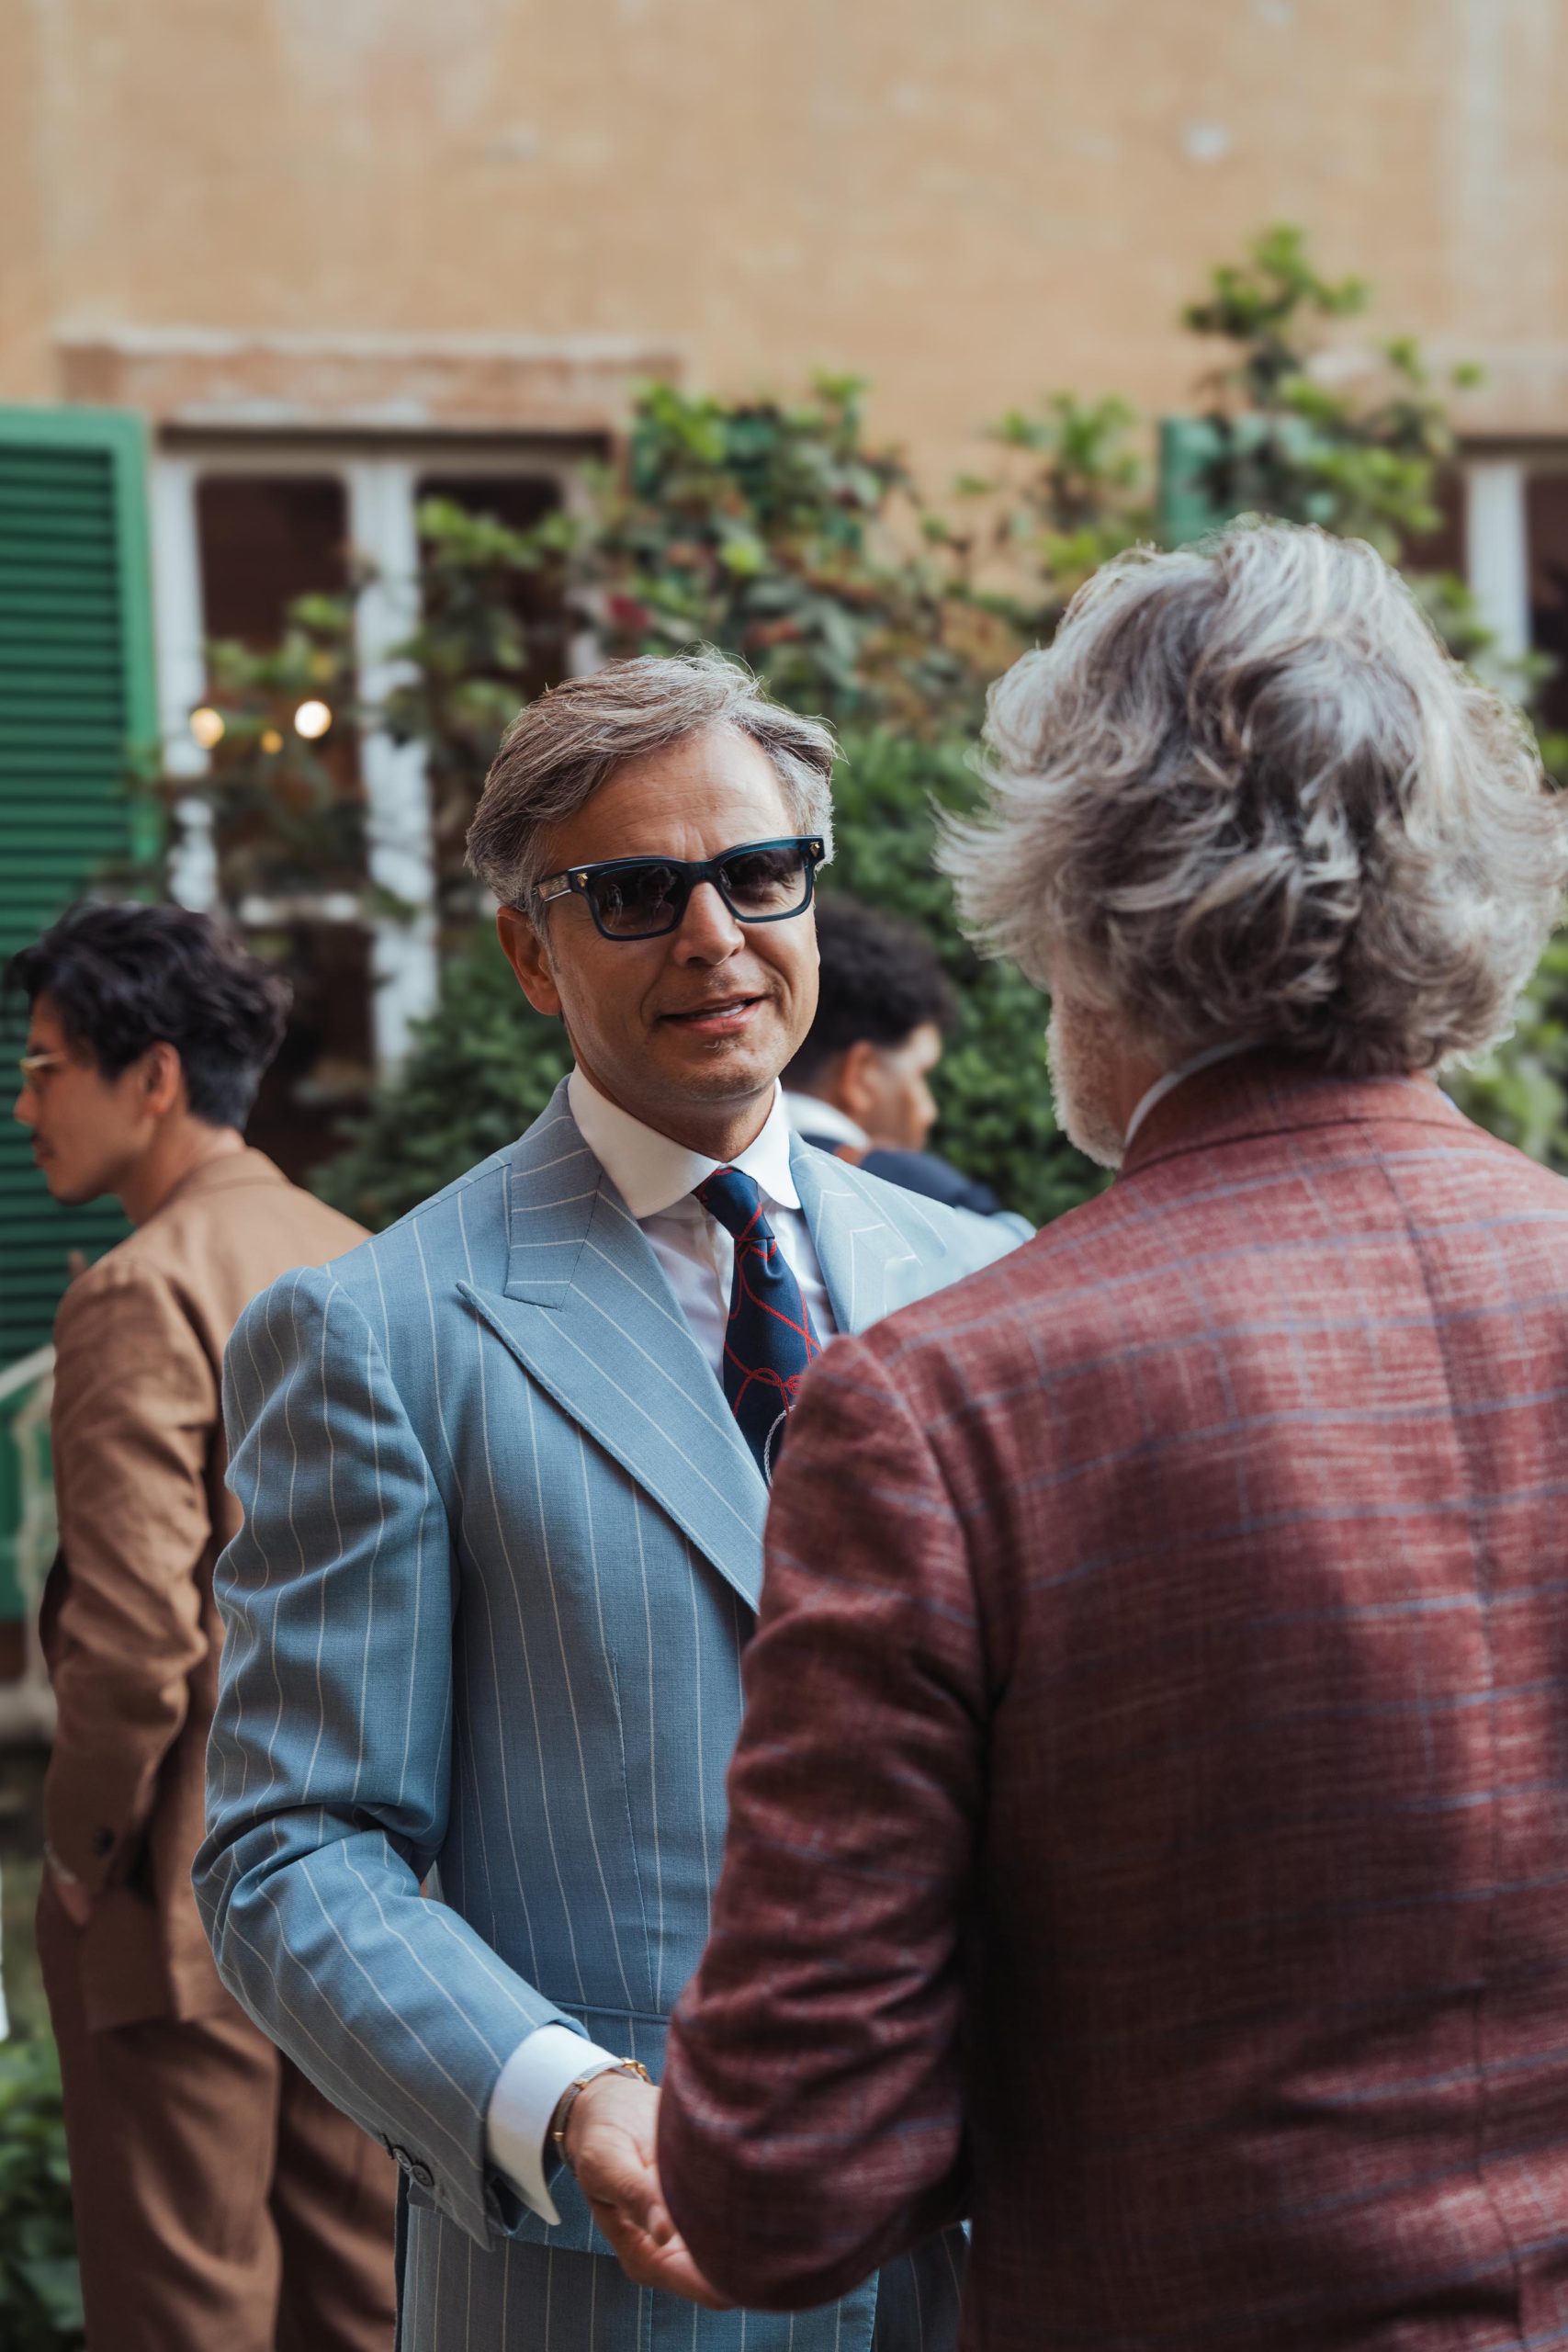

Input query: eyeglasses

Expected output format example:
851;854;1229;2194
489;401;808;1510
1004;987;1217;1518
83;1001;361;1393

534;836;826;942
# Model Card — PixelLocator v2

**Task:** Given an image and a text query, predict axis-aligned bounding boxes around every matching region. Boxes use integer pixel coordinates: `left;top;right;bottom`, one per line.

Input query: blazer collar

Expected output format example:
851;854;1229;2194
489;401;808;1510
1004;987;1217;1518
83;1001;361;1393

789;1129;928;1334
154;1145;289;1216
457;1085;770;1611
456;1090;942;1608
1120;1050;1470;1179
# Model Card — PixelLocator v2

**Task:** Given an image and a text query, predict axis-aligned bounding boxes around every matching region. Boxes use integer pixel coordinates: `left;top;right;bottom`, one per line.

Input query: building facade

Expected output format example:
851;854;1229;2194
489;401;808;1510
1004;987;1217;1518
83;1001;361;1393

2;0;1567;1378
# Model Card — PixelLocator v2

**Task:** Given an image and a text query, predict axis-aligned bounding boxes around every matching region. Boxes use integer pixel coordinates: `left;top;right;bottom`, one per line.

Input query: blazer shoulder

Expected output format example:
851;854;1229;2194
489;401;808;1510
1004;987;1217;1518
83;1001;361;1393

150;1171;365;1271
1428;1102;1568;1203
57;1224;152;1303
850;1175;1130;1372
52;1230;186;1349
245;1177;366;1262
228;1248;345;1356
276;1140;519;1330
822;1150;1021;1272
380;1141;516;1233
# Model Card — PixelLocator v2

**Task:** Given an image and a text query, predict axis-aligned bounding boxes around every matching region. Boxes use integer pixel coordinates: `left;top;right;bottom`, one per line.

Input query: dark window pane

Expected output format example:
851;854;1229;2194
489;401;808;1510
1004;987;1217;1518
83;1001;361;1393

194;477;364;1153
419;472;560;536
197;475;349;645
1527;471;1568;736
1401;466;1466;580
245;921;374;1183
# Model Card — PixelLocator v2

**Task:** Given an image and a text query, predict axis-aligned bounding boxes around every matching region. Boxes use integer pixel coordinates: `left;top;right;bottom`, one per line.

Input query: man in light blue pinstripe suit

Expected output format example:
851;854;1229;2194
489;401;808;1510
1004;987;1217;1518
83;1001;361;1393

197;654;1020;2351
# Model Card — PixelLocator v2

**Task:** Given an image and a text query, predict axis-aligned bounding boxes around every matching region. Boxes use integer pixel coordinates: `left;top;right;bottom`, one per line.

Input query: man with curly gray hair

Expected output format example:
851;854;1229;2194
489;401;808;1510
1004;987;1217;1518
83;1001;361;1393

647;525;1568;2350
955;517;1566;1161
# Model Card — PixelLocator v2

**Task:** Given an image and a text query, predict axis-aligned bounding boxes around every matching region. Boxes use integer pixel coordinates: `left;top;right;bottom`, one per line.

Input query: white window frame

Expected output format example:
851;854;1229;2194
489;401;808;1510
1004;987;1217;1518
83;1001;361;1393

1458;445;1568;695
1465;458;1532;680
150;435;592;1069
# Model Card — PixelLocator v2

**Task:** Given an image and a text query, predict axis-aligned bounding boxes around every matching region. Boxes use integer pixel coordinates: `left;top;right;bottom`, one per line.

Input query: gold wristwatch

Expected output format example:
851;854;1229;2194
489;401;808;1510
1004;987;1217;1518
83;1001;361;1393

549;2057;651;2172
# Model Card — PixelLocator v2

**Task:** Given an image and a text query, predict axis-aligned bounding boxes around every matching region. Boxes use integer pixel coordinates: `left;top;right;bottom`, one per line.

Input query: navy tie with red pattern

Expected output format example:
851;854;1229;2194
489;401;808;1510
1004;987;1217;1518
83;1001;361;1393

694;1166;821;1485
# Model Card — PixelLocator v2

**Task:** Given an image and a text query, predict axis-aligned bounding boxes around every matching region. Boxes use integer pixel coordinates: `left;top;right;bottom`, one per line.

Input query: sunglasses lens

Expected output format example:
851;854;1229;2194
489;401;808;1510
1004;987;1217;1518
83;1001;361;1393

718;844;811;919
592;862;685;937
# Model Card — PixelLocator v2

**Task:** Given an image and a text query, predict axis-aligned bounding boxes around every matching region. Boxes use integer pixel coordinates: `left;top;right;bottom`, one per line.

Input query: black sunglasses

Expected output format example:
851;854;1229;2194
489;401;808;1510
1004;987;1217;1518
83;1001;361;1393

534;835;827;941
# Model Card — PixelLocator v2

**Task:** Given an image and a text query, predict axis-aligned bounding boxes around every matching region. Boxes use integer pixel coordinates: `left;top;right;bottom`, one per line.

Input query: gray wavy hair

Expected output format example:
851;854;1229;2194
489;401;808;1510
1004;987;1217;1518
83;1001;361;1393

467;650;836;914
943;520;1568;1074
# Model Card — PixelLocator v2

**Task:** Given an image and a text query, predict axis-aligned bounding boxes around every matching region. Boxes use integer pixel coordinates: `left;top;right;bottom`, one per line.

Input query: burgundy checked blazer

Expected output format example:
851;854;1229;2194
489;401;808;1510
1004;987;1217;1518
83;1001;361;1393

659;1058;1568;2350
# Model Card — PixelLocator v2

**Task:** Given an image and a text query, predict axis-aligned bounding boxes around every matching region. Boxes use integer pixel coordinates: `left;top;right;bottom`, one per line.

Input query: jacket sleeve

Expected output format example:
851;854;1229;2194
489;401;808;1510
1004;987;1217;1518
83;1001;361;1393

194;1261;575;2249
45;1262;215;1894
658;1328;981;2309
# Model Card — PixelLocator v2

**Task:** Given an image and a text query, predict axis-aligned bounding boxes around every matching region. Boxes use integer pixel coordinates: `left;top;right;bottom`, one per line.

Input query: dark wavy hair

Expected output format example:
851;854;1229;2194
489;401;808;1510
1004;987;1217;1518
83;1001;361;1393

786;895;957;1086
6;901;291;1131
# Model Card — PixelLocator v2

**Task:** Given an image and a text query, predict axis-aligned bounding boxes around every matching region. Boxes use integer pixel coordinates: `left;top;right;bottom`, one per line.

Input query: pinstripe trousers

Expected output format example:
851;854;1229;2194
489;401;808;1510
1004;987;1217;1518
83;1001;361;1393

397;2238;965;2351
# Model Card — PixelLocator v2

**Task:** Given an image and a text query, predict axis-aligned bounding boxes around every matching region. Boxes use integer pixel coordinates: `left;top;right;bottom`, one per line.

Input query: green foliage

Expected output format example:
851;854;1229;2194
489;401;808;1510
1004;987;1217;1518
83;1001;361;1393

826;730;1103;1224
945;392;1152;637
1181;223;1488;651
378;498;571;910
566;376;991;734
1447;937;1568;1168
1183;223;1443;552
128;221;1568;1218
165;593;365;907
0;2038;82;2350
1184;224;1371;406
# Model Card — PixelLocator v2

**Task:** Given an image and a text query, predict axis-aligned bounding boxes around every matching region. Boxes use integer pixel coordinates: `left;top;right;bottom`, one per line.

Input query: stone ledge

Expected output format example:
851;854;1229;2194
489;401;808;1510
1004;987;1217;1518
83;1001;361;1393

56;326;684;433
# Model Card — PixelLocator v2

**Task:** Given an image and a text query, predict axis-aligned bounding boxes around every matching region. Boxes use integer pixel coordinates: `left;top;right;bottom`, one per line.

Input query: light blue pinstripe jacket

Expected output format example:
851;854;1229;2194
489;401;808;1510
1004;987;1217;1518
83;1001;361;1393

196;1083;1017;2351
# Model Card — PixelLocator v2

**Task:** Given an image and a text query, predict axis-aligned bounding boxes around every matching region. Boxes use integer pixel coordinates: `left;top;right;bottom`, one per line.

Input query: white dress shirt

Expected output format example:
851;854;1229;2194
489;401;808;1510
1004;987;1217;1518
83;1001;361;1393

485;1069;839;2222
571;1069;838;1382
1122;1041;1253;1152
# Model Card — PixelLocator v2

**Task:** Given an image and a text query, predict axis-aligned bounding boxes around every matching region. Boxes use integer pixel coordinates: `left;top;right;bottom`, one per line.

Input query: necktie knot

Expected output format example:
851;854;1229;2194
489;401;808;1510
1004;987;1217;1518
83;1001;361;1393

693;1166;819;1483
694;1166;768;1246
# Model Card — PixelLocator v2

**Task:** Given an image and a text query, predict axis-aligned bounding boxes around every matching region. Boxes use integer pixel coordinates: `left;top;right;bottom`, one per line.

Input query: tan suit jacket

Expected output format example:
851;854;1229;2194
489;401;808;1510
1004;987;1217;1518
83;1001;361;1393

41;1148;365;2030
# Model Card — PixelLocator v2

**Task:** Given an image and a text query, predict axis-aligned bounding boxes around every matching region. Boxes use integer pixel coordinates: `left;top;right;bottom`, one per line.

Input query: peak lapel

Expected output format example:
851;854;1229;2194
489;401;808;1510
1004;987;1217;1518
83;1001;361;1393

458;1090;768;1611
791;1135;924;1336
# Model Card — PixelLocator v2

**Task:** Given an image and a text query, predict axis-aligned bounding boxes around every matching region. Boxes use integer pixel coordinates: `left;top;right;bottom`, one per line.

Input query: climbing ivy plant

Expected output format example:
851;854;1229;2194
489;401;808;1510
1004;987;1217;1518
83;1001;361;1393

143;226;1568;1215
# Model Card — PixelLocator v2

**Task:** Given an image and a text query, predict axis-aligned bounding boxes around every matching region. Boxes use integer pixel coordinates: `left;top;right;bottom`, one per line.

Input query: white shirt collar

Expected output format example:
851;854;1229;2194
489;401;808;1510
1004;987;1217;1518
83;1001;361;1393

567;1067;801;1221
1122;1041;1254;1153
781;1091;869;1152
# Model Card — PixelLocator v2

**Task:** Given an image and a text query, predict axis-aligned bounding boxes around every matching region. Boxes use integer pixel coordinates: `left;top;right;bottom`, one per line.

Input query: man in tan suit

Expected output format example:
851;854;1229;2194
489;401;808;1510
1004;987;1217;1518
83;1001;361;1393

8;901;398;2352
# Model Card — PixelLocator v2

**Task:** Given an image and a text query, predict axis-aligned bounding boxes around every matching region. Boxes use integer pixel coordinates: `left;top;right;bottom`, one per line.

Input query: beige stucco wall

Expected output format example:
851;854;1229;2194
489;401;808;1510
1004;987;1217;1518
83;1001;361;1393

3;0;1566;476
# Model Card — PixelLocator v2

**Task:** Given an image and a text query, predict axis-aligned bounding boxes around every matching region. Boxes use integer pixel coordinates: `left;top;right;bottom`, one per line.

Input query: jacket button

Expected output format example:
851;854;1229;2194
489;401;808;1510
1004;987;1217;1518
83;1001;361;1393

410;2160;434;2189
90;1828;114;1857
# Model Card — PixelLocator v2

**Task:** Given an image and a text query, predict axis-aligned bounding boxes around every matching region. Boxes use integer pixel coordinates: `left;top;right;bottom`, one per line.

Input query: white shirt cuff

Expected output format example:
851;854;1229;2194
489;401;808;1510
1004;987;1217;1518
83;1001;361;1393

485;2023;621;2224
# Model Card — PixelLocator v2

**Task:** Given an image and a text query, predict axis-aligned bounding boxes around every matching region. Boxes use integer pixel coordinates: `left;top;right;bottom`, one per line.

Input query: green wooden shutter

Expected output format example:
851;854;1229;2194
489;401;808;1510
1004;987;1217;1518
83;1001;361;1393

1158;413;1325;547
0;404;159;1368
1157;418;1235;547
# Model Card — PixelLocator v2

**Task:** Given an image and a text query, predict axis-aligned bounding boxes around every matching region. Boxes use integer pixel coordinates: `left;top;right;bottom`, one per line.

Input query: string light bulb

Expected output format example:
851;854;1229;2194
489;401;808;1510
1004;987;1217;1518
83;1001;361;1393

260;727;284;754
189;706;224;750
294;699;333;741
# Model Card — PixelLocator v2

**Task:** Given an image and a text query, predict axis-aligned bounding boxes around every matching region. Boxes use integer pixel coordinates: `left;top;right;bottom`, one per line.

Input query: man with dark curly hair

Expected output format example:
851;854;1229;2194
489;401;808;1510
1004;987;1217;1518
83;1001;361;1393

783;894;1023;1224
8;901;397;2352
